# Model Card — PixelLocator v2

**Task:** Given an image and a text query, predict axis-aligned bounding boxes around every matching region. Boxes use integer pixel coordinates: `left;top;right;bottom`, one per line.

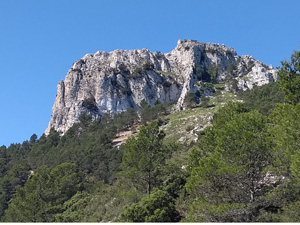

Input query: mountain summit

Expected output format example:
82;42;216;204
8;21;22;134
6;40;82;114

46;39;277;134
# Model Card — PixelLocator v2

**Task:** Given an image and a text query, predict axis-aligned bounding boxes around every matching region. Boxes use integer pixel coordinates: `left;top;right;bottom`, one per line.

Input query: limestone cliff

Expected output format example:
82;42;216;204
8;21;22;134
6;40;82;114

45;39;277;135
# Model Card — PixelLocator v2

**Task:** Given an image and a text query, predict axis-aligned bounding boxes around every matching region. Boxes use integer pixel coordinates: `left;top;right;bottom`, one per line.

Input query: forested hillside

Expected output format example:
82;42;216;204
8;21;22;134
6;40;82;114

0;50;300;222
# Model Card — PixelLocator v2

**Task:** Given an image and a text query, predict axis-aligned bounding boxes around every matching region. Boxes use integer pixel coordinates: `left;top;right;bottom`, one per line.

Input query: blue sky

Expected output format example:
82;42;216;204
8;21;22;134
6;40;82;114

0;0;300;146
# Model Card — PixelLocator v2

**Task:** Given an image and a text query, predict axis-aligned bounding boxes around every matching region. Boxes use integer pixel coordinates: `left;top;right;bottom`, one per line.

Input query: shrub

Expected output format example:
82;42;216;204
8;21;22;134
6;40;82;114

119;189;180;222
140;100;172;124
186;125;194;132
184;91;197;108
226;61;237;75
200;97;210;108
82;98;98;112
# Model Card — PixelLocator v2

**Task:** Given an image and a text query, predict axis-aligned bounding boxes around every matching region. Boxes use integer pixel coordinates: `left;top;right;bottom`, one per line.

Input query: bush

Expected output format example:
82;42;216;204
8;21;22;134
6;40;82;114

119;189;180;222
226;61;237;75
206;64;220;83
82;98;98;112
200;97;210;108
140;100;172;124
227;78;239;93
114;108;138;131
186;125;194;132
184;91;197;108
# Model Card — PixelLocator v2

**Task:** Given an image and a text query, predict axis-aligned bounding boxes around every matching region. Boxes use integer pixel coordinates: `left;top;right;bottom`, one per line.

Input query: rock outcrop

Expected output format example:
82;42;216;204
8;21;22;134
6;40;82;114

45;39;277;135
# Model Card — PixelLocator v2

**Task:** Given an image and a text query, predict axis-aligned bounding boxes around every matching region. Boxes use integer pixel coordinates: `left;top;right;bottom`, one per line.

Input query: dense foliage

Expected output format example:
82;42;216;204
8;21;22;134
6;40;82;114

278;50;300;104
186;107;275;222
120;121;169;194
0;102;180;222
238;82;284;114
1;50;300;222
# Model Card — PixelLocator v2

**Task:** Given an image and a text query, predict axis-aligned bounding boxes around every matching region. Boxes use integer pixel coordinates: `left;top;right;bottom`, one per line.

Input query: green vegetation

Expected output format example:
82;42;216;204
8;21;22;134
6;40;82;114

119;189;180;222
183;91;198;108
247;60;255;72
193;63;221;83
199;96;210;108
0;103;181;222
140;100;172;124
162;103;214;145
156;70;178;77
162;88;237;145
186;108;273;222
278;50;300;104
130;61;155;77
238;82;284;115
213;82;225;88
120;121;170;194
0;109;139;221
226;61;237;75
3;163;83;222
2;50;300;222
82;98;98;112
206;63;220;83
193;64;220;83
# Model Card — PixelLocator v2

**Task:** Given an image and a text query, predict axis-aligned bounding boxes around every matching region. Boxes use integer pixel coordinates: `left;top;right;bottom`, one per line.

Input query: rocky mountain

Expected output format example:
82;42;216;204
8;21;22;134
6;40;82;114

45;39;278;135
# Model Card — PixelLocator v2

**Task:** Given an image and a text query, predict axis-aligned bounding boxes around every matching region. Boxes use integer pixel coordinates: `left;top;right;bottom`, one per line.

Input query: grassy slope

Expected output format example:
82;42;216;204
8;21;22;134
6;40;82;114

161;90;237;167
162;90;237;144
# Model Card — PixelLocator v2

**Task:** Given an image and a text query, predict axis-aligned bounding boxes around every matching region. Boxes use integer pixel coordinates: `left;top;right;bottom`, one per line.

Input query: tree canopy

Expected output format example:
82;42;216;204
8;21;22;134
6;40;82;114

186;106;275;222
2;49;300;222
120;121;169;194
278;50;300;104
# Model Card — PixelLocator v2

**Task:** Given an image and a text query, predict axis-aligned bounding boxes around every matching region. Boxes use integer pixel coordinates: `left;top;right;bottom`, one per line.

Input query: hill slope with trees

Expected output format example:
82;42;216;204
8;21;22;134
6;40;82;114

0;49;300;222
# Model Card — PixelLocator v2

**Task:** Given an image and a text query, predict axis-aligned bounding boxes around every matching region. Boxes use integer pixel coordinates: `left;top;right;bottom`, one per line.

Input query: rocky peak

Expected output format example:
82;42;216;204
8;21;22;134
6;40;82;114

45;39;277;135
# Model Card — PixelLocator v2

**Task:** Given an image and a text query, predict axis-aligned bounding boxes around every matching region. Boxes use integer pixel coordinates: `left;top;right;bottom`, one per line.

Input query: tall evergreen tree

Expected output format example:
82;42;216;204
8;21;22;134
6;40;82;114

120;121;168;194
186;110;275;222
278;50;300;104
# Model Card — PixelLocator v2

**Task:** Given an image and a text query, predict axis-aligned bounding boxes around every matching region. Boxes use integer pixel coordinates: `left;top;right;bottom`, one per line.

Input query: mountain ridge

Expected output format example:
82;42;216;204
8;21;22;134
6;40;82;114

46;39;278;135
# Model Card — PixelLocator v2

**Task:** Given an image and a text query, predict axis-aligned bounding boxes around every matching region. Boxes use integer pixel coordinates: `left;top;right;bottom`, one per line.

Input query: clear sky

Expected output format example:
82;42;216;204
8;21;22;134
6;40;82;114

1;0;300;146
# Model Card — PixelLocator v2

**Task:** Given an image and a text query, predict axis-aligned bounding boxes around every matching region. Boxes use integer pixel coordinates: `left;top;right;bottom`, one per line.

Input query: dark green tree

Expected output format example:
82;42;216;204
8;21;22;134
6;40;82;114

29;134;38;144
0;160;30;219
268;103;300;174
120;121;168;194
54;192;90;222
119;189;180;222
3;162;83;222
212;101;249;127
113;108;138;131
184;91;197;108
206;63;219;83
264;102;300;222
186;110;275;222
278;50;300;104
238;82;284;115
0;146;7;177
140;100;171;123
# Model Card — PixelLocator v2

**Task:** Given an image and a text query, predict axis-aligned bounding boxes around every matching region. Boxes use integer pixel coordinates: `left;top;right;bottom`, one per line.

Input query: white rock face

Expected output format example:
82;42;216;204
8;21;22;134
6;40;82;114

234;55;278;91
45;39;278;135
